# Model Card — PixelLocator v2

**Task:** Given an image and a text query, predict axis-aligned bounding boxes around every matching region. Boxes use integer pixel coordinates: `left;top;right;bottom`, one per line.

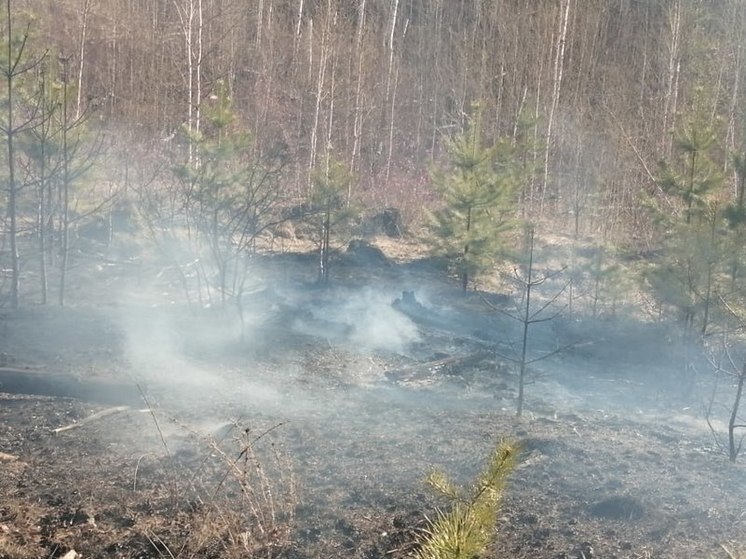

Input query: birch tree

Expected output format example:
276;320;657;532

307;153;354;284
540;0;571;213
172;0;204;163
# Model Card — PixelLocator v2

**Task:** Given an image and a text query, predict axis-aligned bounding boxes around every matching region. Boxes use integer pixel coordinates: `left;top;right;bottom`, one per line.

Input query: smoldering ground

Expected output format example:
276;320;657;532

111;255;714;459
2;236;745;559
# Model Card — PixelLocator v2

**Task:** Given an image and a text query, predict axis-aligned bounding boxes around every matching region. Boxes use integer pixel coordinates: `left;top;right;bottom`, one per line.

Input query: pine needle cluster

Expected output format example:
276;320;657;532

414;440;519;559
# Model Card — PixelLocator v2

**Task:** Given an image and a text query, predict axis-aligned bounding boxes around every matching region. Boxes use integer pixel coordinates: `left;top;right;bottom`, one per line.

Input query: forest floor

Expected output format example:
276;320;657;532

0;232;745;559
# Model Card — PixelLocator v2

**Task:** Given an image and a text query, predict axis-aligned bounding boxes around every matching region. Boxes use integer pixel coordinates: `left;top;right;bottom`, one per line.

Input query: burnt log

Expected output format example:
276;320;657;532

0;367;142;406
392;290;447;330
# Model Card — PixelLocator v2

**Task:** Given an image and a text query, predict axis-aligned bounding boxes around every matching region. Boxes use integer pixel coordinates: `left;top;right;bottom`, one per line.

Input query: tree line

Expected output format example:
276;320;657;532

3;1;740;226
1;0;745;318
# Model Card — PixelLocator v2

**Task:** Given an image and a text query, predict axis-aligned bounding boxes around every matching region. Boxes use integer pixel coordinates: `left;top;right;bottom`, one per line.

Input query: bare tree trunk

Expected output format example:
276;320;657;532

326;11;336;162
461;205;472;293
37;73;51;305
255;0;264;52
385;0;399;104
293;0;304;59
726;41;741;186
663;0;682;156
385;60;399;182
5;11;19;309
59;66;71;307
729;363;746;462
258;0;275;142
172;0;197;161
309;6;331;189
383;0;399;179
195;0;202;140
349;0;366;191
75;0;93;120
307;17;314;83
516;228;536;418
541;0;571;214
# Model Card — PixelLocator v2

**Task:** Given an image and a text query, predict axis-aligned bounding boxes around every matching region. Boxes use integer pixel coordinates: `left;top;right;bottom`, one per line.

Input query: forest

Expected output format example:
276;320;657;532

1;1;746;558
0;0;745;312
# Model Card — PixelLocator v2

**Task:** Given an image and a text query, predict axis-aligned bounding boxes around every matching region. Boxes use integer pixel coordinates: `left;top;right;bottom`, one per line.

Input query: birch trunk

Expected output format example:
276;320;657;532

663;0;682;156
349;0;366;187
75;0;93;120
541;0;571;214
309;9;330;188
172;0;203;162
382;0;398;178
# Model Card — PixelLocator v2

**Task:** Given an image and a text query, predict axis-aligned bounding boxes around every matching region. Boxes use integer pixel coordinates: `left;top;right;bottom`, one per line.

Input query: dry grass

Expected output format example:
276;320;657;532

0;500;45;559
719;543;746;559
140;418;299;559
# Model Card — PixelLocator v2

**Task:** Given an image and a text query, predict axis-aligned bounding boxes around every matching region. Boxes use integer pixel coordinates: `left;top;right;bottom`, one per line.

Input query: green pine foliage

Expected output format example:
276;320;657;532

172;80;286;303
648;120;726;332
580;243;633;318
644;202;725;331
309;155;355;220
308;154;357;283
426;106;519;291
414;441;519;559
724;151;746;228
656;124;722;225
174;81;253;222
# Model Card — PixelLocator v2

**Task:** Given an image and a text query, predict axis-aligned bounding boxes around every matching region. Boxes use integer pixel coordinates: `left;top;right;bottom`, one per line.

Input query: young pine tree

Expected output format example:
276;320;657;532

174;80;286;305
427;107;518;292
649;121;725;334
308;154;356;284
415;441;519;559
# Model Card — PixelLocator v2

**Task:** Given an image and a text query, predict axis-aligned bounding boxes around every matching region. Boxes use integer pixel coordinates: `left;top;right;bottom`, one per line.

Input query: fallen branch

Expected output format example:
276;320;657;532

53;406;131;434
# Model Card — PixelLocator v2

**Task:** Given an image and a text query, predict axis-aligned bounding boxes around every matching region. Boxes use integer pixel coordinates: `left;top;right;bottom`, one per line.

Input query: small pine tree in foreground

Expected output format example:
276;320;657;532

414;440;519;559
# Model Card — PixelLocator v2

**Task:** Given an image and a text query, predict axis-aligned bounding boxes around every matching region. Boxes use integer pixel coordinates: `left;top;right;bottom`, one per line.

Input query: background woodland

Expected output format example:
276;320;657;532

1;0;745;327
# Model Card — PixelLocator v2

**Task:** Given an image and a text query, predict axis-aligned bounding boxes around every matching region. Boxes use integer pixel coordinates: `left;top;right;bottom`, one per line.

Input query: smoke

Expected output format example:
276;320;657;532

115;267;432;429
293;287;420;353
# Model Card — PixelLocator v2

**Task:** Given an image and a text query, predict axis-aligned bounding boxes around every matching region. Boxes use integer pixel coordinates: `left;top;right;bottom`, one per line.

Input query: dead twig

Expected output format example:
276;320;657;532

145;531;176;559
133;453;153;492
721;543;737;559
52;405;130;434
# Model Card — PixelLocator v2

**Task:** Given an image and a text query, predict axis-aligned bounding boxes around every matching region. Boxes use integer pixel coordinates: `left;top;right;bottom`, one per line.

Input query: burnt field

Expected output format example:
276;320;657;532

1;240;745;559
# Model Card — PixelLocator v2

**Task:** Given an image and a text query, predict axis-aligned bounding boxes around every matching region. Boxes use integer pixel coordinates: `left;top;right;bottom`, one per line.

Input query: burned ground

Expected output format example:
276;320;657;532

0;240;745;559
